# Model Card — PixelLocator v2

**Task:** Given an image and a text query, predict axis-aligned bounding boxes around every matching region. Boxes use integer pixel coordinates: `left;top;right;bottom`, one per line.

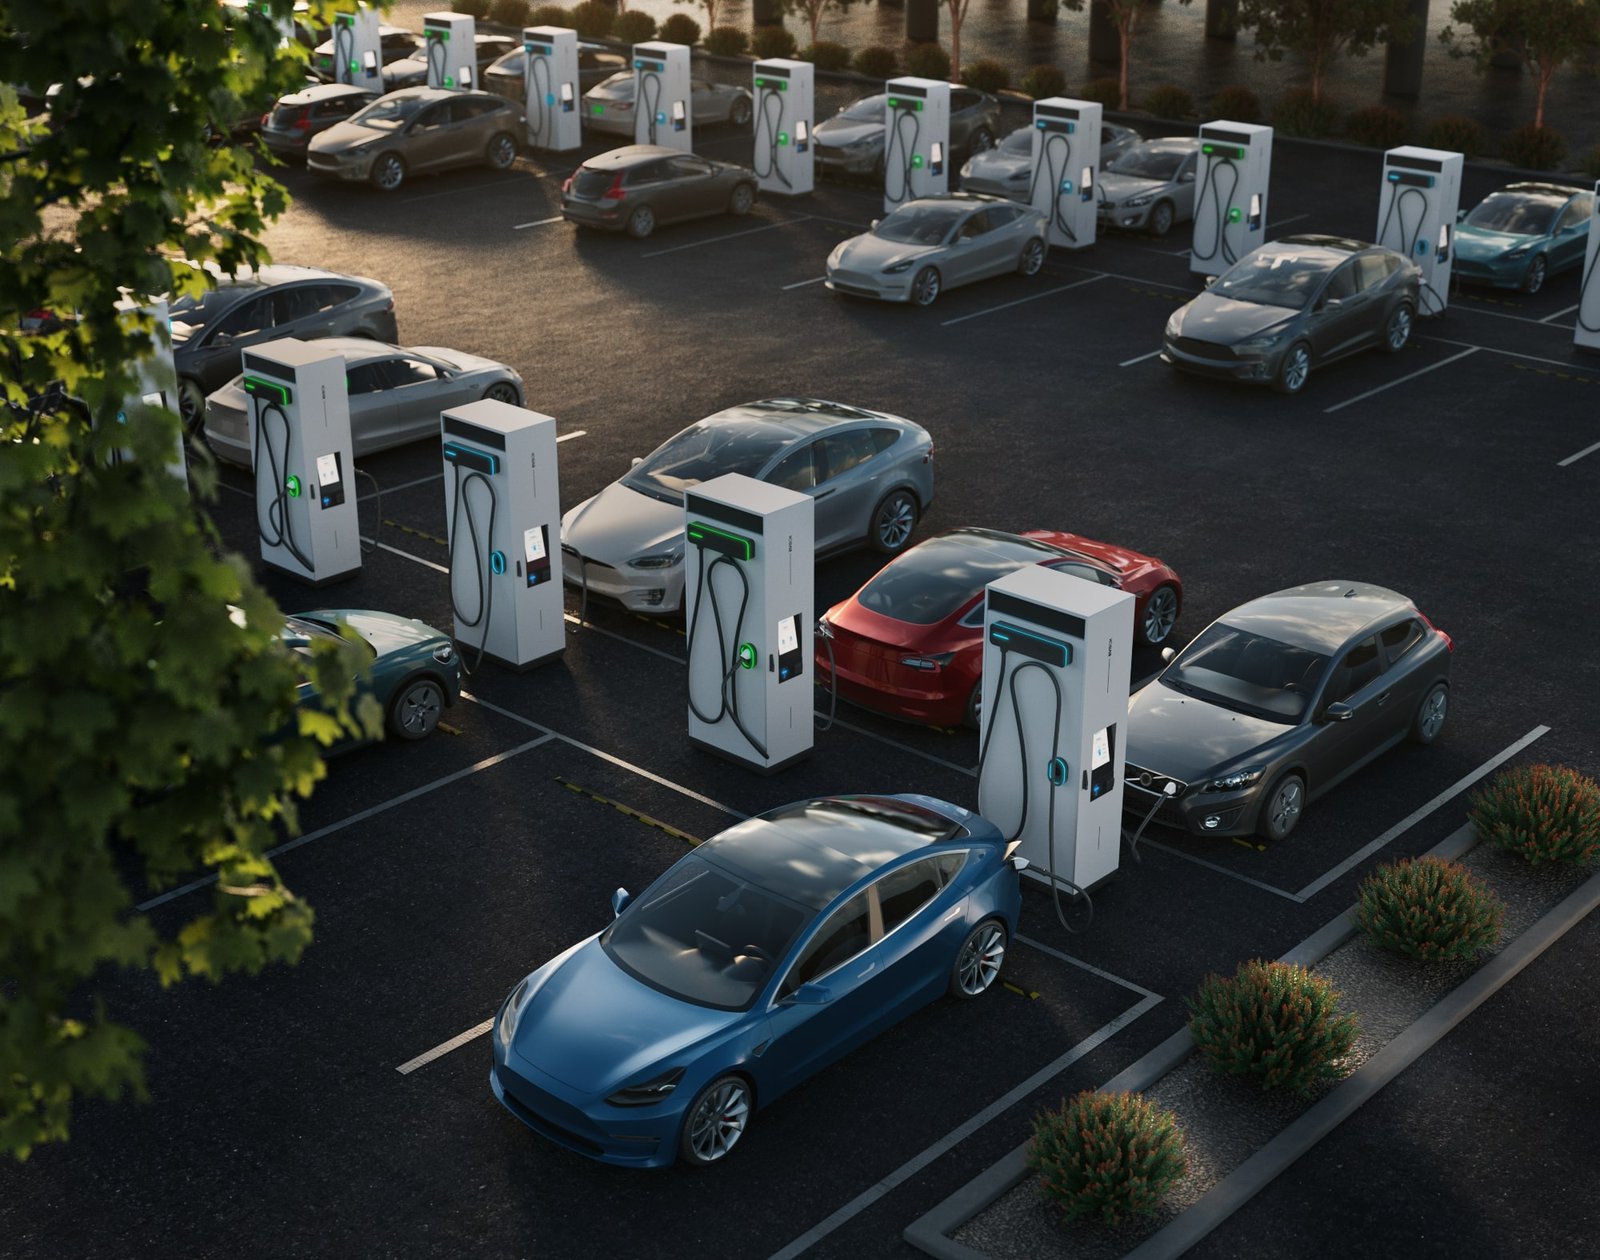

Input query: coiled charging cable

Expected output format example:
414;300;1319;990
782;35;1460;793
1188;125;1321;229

528;52;552;149
686;545;767;759
1379;184;1448;316
884;108;920;207
639;70;662;146
1028;131;1076;244
252;395;313;572
448;461;497;675
754;87;789;189
1193;156;1240;267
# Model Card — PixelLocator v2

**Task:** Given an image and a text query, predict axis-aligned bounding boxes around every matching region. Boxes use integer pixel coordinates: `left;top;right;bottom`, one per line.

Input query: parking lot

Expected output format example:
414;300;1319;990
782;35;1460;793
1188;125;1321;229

5;74;1598;1259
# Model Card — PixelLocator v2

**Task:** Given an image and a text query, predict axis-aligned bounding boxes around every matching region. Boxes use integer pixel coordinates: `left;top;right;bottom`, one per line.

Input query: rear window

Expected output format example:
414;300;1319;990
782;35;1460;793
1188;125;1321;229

572;166;612;197
858;530;1063;625
270;103;308;129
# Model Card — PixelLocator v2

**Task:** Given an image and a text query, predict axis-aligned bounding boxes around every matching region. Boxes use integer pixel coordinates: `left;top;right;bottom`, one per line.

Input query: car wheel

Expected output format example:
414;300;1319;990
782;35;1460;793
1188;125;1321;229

388;676;444;740
964;682;982;731
1410;683;1448;746
679;1074;751;1167
869;489;919;555
370;152;406;192
177;377;207;435
728;182;756;217
911;266;941;307
1384;301;1414;353
1148;200;1175;238
949;918;1007;999
626;205;656;239
1140;584;1180;646
1521;254;1547;294
968;126;995;155
482;381;520;404
730;96;752;128
1259;773;1306;842
1273;342;1312;395
485;131;518;172
1018;236;1046;277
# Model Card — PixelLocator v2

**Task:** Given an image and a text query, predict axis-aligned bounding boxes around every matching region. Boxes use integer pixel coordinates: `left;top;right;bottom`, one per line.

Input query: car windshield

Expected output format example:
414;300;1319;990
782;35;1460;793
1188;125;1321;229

1107;145;1186;180
350;94;426;128
167;286;247;341
623;417;795;502
998;128;1031;156
875;203;964;245
1464;193;1558;236
840;95;885;122
1162;621;1329;723
601;855;811;1011
858;531;1062;625
1212;250;1330;310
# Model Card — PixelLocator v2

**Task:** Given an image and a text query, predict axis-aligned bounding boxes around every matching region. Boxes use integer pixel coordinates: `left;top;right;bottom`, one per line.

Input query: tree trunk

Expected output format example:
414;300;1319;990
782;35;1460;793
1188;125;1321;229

1119;22;1132;109
952;9;962;81
810;10;821;44
1535;58;1553;129
1310;55;1324;103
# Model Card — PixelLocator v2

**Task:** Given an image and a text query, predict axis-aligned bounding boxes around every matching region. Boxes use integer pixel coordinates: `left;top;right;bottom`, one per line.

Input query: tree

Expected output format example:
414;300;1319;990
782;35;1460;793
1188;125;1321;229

1062;1;1196;112
1442;0;1600;128
0;0;374;1161
697;0;725;36
1238;0;1417;103
781;0;871;48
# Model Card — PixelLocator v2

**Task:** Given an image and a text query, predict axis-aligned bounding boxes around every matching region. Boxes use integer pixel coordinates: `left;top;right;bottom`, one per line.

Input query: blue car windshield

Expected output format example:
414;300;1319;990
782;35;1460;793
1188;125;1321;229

602;855;811;1011
623;417;796;502
1212;250;1328;310
1162;621;1329;724
876;203;964;245
1463;194;1557;236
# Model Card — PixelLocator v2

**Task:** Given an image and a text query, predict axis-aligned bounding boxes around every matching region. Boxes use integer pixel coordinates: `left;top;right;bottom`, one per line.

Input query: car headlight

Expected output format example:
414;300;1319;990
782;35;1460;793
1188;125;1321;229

1238;328;1289;352
1504;245;1529;259
605;1066;685;1107
628;544;683;570
882;258;917;274
959;160;974;178
496;977;531;1047
1125;192;1156;208
1165;310;1183;339
845;136;877;151
1205;767;1264;793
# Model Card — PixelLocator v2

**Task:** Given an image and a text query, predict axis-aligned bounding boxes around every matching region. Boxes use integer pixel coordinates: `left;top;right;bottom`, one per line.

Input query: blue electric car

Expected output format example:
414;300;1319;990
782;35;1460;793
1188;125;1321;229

490;794;1022;1167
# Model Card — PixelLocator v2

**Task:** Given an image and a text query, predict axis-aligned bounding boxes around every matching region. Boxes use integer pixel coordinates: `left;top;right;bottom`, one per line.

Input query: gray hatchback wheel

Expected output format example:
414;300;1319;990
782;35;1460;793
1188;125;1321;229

1411;683;1448;745
1273;343;1311;395
911;266;941;307
729;182;755;217
730;96;752;128
626;205;656;239
870;489;919;555
1148;200;1175;238
486;132;518;171
1141;584;1179;645
680;1075;751;1166
388;678;443;740
1260;773;1305;842
370;152;405;192
950;919;1007;999
1018;237;1045;276
1385;302;1414;353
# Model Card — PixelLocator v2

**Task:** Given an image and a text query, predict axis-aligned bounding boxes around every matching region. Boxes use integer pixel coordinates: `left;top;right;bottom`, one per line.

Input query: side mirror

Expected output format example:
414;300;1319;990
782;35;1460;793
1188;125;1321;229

630;456;643;467
1009;855;1030;873
610;887;631;917
870;218;880;230
1180;170;1196;183
1456;208;1467;223
1160;646;1176;663
790;981;833;1006
1323;701;1354;723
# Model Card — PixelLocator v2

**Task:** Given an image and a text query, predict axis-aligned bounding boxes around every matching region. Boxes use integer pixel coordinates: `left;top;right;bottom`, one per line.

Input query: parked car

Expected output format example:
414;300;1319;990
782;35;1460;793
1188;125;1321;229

202;336;522;466
815;89;1001;179
959;121;1140;200
381;33;520;91
561;145;757;238
826;195;1049;307
1162;235;1420;395
1124;581;1452;842
311;24;424;82
484;41;628;103
307;87;524;192
167;264;397;430
1096;137;1200;237
818;528;1182;729
1452;182;1596;294
260;83;379;160
491;793;1021;1167
561;399;934;614
581;72;753;139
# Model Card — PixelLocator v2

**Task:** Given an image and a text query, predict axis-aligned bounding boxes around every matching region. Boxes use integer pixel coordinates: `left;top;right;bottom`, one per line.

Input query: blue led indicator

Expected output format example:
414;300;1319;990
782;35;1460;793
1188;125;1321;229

1060;179;1073;194
546;92;555;105
490;550;506;575
656;111;665;124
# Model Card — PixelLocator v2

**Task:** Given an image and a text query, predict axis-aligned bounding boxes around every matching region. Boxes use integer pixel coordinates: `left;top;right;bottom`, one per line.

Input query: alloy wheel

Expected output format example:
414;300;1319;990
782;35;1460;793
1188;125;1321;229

627;206;656;239
957;922;1006;996
1279;344;1310;394
1387;304;1413;351
1142;586;1179;644
1418;687;1448;743
686;1078;749;1164
373;154;405;192
729;183;755;216
1019;238;1045;276
1149;201;1174;237
483;382;519;404
912;266;940;307
488;134;517;171
391;679;443;739
1523;255;1547;294
874;493;917;552
1268;777;1303;839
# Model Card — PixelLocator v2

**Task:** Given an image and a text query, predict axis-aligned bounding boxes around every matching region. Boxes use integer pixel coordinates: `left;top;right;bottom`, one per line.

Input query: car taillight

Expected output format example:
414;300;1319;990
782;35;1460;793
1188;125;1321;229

562;174;573;194
293;117;312;132
1418;609;1453;652
602;174;626;201
923;443;934;463
261;112;271;127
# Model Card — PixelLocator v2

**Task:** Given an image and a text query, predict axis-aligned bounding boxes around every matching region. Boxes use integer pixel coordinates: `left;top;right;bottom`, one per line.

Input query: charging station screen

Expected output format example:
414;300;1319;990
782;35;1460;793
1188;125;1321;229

1092;728;1110;770
317;453;340;487
524;526;546;564
777;613;803;682
777;615;798;656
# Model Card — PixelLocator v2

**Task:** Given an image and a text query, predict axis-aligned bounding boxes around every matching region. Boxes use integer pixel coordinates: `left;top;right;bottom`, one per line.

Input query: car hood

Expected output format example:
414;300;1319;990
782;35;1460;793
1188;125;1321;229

1172;293;1298;342
309;119;391;154
509;939;739;1093
833;233;938;273
1098;172;1168;204
297;608;445;654
816;118;883;146
409;346;507;377
964;149;1028;181
1452;225;1537;261
1126;679;1295;783
562;481;684;567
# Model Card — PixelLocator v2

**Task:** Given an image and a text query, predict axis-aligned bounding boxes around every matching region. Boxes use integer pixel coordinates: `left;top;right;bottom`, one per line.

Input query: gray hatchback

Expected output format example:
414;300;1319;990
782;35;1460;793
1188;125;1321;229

307;86;524;192
561;145;758;239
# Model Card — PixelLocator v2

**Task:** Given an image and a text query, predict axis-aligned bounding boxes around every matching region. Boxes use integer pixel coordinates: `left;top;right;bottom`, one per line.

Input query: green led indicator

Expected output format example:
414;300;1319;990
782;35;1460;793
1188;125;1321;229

427;28;451;40
243;375;291;404
285;475;302;498
756;78;786;91
592;103;604;115
778;131;789;146
1227;207;1242;223
911;153;925;168
738;643;757;670
1203;143;1245;160
444;76;455;87
686;521;755;561
348;59;358;71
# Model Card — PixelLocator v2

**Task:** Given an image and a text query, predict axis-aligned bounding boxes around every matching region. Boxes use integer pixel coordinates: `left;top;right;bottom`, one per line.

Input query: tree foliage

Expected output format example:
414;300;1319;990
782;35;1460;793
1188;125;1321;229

1055;1;1195;112
781;0;872;49
1442;0;1600;128
1239;0;1416;102
0;0;375;1161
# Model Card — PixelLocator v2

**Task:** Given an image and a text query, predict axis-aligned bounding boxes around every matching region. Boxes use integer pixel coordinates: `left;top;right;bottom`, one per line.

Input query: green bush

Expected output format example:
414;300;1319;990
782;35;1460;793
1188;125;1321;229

751;25;798;59
704;25;749;56
1502;124;1568;170
1187;959;1358;1095
1028;1091;1188;1226
1019;64;1067;100
1420;114;1488;157
1470;763;1600;866
1079;76;1122;108
488;0;531;25
801;41;851;71
962;57;1010;94
526;4;572;27
906;42;951;80
1581;144;1600;179
1346;104;1408;149
452;0;492;18
613;10;658;43
1143;83;1195;119
1209;85;1261;123
1273;87;1341;138
570;0;615;39
658;11;702;46
1356;857;1505;961
854;45;898;79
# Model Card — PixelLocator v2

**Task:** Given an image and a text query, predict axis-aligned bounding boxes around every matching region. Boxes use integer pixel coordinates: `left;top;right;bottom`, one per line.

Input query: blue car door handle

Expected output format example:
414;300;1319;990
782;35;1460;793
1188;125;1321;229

857;961;876;978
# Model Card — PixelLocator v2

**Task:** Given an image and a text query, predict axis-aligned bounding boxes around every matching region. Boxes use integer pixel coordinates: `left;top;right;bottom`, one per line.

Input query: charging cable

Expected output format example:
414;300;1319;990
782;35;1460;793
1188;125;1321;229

353;467;380;555
1028;130;1076;244
252;395;314;573
884;108;920;207
427;35;447;88
528;51;552;149
686;545;767;759
754;87;790;190
1193;155;1240;267
1379;184;1447;317
815;618;837;733
448;461;497;675
639;70;662;146
1121;780;1177;865
334;19;354;85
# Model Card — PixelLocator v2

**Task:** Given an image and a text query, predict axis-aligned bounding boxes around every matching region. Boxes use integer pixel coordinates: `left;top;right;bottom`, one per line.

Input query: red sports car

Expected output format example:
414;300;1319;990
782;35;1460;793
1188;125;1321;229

817;527;1183;729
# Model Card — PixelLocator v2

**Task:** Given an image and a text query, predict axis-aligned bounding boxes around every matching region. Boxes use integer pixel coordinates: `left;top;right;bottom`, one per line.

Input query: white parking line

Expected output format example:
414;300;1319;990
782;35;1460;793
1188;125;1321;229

1120;348;1164;367
939;274;1107;327
363;538;448;574
400;174;532;205
216;479;251;498
1139;841;1304;901
818;713;978;778
1015;934;1161;1000
640;215;813;258
513;215;564;230
396;1019;495;1075
1558;437;1600;467
1420;335;1600;376
1322;346;1479;414
1540;302;1580;323
782;276;827;290
1082;268;1197;294
1269;214;1313;231
1454;302;1576;329
556;429;587;442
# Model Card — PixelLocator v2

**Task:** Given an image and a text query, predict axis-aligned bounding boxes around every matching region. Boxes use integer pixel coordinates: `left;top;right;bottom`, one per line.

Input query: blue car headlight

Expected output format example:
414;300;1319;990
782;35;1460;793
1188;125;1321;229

606;1066;685;1107
1504;245;1529;260
496;977;531;1047
1205;767;1264;793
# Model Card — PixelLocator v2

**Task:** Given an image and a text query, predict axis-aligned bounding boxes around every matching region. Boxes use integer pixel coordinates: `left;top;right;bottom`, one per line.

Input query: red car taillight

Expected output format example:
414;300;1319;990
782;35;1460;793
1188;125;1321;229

561;174;573;194
1418;609;1453;652
260;112;271;127
923;443;934;463
293;117;312;132
602;173;626;201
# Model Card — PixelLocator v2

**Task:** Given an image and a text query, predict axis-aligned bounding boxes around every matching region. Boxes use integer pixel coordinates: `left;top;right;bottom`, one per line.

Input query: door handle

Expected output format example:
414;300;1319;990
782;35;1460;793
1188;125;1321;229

857;961;876;978
1375;691;1391;707
814;488;836;499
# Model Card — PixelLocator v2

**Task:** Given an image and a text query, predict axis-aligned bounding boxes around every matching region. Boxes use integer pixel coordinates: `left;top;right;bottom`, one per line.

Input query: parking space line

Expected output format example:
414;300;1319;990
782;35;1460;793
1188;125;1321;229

1120;348;1163;367
1015;934;1161;1000
1322;346;1479;414
400;174;533;205
1138;841;1304;901
817;712;978;778
557;775;703;845
513;216;563;230
562;611;684;663
396;1019;495;1076
766;993;1163;1260
215;479;251;498
556;429;587;442
640;215;813;258
363;538;448;574
1420;334;1600;376
1558;437;1600;467
1540;303;1579;323
782;276;827;290
1452;303;1576;329
1080;268;1196;294
361;472;441;501
939;274;1107;327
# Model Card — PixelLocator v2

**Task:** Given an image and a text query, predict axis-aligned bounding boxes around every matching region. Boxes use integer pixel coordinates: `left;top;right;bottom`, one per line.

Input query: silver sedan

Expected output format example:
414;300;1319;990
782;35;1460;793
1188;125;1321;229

581;72;753;138
826;195;1049;307
202;336;523;466
1096;137;1200;237
959;122;1140;201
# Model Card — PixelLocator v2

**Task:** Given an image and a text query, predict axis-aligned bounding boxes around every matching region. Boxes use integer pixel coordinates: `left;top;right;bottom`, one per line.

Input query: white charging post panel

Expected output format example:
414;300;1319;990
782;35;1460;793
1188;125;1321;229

440;400;564;670
978;565;1134;892
1030;97;1101;250
1375;145;1463;316
111;298;186;482
1190;121;1273;278
1578;181;1600;354
632;41;692;152
684;473;814;775
883;77;950;214
422;12;475;90
752;58;813;196
522;25;580;151
243;338;360;586
331;6;383;88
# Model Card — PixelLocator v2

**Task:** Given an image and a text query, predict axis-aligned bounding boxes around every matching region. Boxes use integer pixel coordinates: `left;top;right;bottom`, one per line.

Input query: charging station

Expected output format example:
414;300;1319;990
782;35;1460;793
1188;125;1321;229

440;399;564;672
684;473;813;775
331;6;382;89
632;41;691;152
1191;121;1272;279
109;298;187;483
1376;145;1462;316
977;565;1134;913
752;58;813;197
422;12;476;91
883;77;950;214
522;25;580;152
1029;97;1101;251
243;339;360;587
1579;182;1600;354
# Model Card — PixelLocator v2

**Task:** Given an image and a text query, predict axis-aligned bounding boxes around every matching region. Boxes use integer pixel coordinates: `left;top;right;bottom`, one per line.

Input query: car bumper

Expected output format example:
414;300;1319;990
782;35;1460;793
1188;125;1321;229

1451;256;1525;288
825;268;912;302
261;130;311;158
583;110;634;136
1123;771;1262;838
562;549;685;613
815;147;880;175
561;200;629;230
1098;202;1156;231
203;420;252;467
306;150;372;180
1161;336;1277;384
490;1046;678;1169
816;654;968;728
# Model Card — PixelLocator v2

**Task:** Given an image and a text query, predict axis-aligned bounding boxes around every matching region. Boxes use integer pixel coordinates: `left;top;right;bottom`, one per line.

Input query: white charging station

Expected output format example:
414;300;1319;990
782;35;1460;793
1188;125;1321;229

522;25;580;152
632;41;691;152
883;77;950;213
1191;121;1273;278
684;473;814;775
422;12;476;91
440;400;564;672
1029;97;1101;251
109;298;187;483
331;6;383;89
1376;146;1463;317
752;59;813;196
978;565;1134;899
243;339;360;587
1579;182;1600;354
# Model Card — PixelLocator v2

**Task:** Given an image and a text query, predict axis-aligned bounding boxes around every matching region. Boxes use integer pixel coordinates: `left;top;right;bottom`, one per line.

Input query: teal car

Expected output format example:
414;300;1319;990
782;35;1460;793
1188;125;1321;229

1453;182;1595;294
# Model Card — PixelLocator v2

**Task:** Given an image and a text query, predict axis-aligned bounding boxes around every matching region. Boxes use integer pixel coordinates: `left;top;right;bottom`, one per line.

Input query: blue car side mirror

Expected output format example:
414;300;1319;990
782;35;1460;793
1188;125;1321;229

791;982;833;1006
611;887;631;917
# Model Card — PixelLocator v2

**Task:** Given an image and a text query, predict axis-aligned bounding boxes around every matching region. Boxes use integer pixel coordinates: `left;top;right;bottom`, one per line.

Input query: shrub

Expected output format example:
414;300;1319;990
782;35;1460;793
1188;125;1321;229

613;10;658;43
1209;85;1261;123
488;0;531;25
1187;959;1358;1095
1470;763;1600;866
962;57;1010;94
704;25;749;56
1143;83;1195;119
1028;1091;1188;1227
1273;87;1341;138
1078;76;1122;107
854;45;898;79
1581;143;1600;179
1019;64;1067;100
1346;104;1408;149
906;42;951;80
570;0;615;39
526;4;572;26
1421;114;1488;158
801;41;851;72
1502;124;1568;171
1356;857;1505;961
751;25;798;59
658;11;702;46
452;0;492;18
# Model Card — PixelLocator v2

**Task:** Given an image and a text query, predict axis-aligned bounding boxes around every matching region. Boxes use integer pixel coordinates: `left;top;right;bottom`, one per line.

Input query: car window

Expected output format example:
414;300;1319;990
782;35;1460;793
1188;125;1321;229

345;362;389;395
1464;192;1557;235
874;859;944;935
1214;249;1330;311
951;89;978;112
666;156;713;178
870;427;900;453
958;211;991;238
1355;253;1391;291
314;97;363;120
316;283;360;311
934;851;968;885
272;285;321;324
1379;619;1424;665
1165;621;1330;724
1326;636;1385;703
987;204;1022;227
1053;560;1113;586
1108;144;1188;181
1323;262;1358;302
767;442;818;491
210;294;272;339
1557;198;1590;231
412;102;449;128
393;357;440;386
447;97;486;123
783;892;872;995
817;430;877;483
627;160;669;186
959;599;985;628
